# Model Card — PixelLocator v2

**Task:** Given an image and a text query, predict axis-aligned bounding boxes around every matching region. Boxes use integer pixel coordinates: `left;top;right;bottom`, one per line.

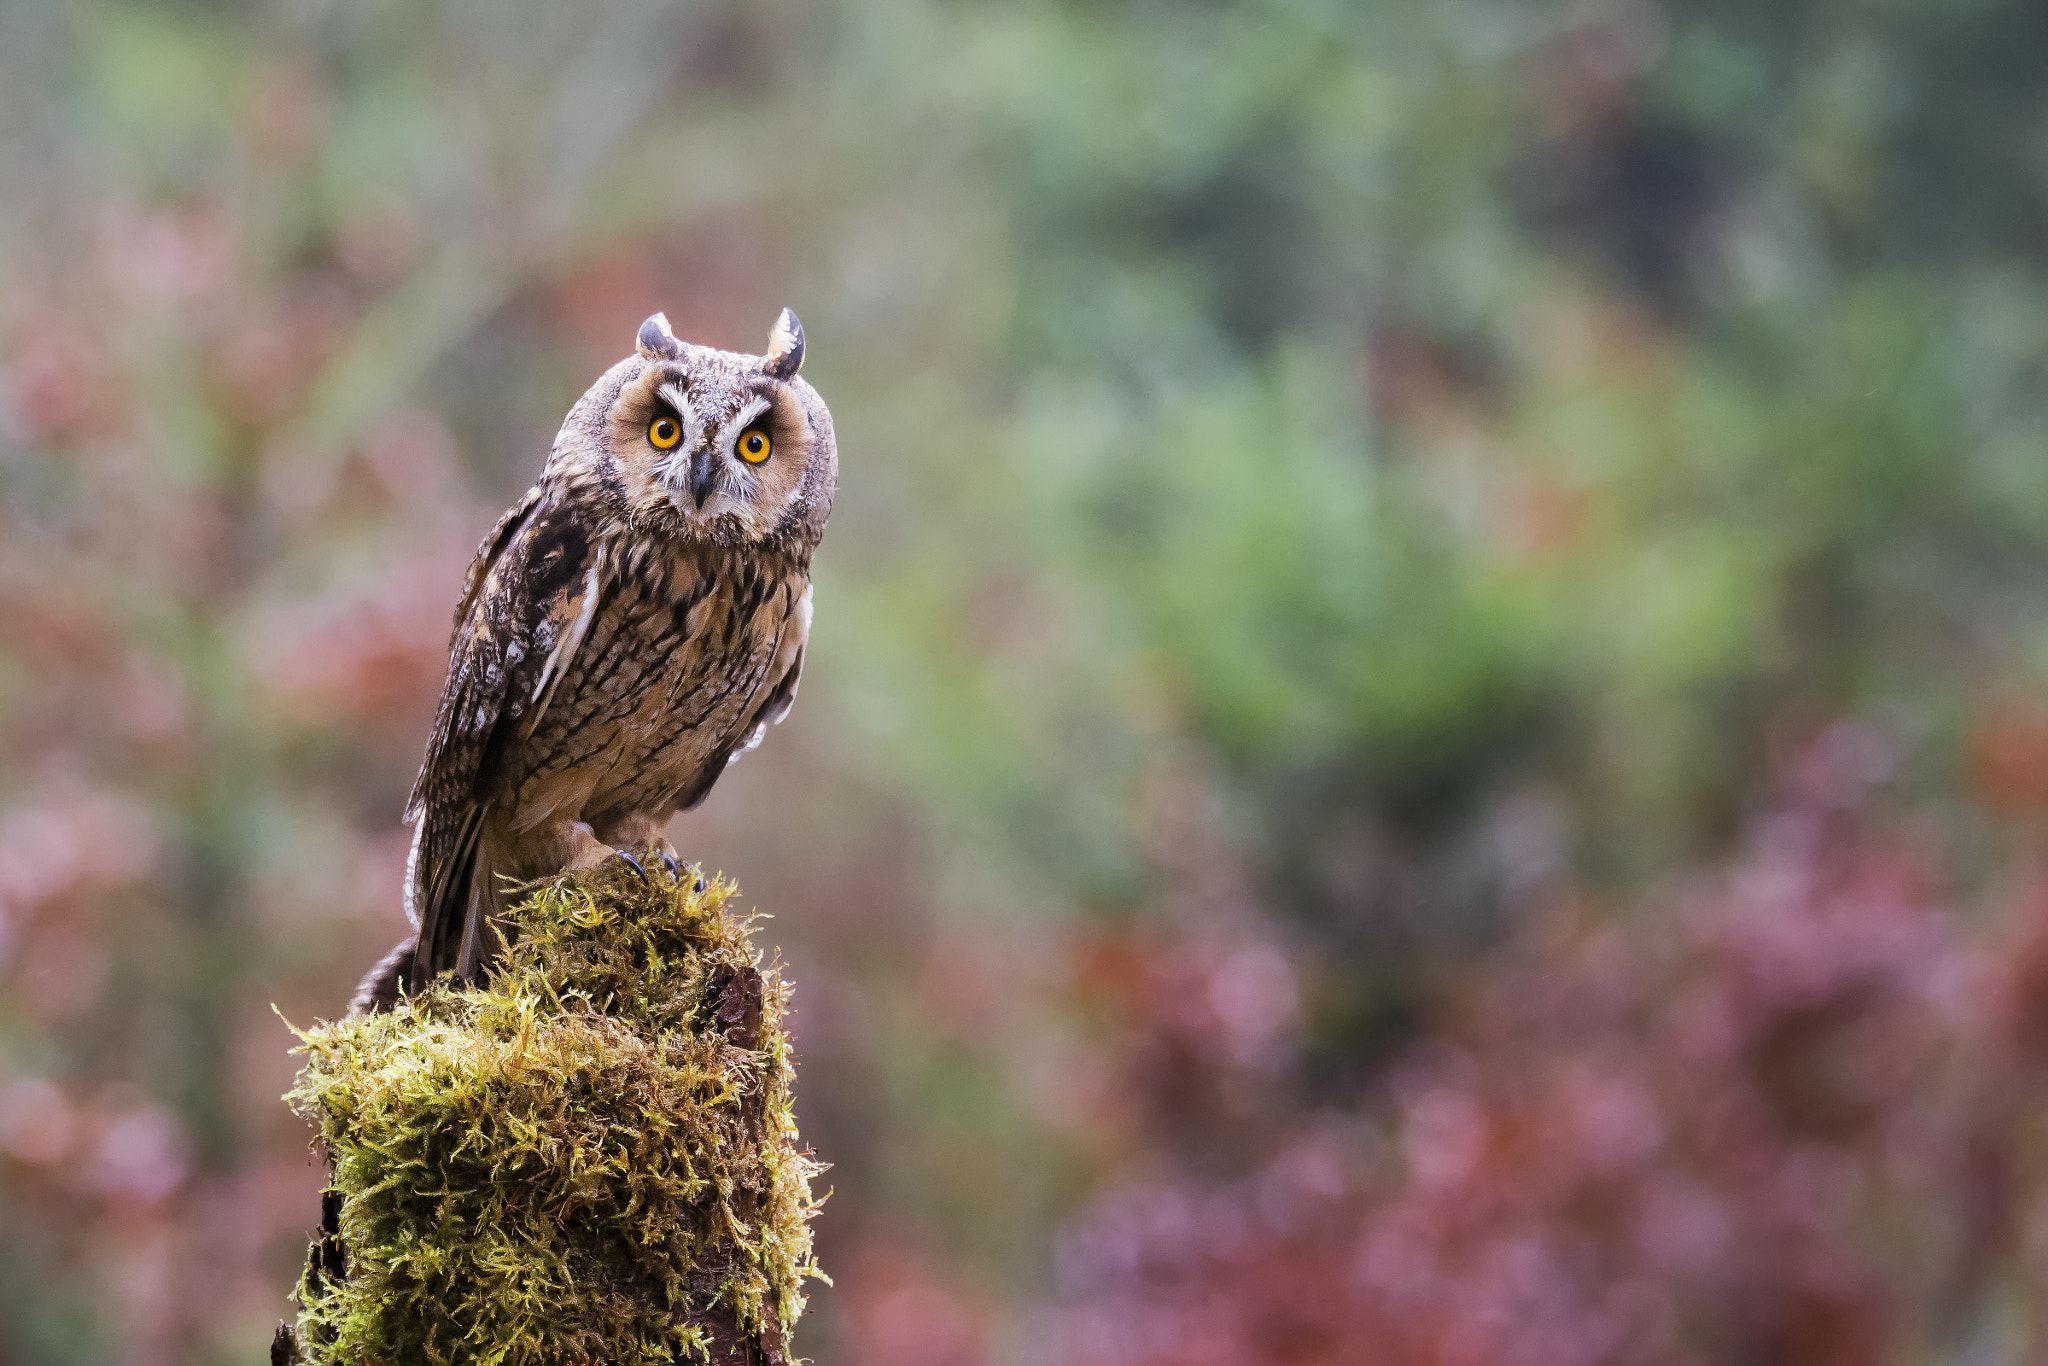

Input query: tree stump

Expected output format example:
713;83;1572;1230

273;864;824;1365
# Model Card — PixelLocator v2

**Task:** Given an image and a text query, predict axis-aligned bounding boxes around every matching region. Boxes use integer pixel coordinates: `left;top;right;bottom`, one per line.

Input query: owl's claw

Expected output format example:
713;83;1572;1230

658;849;681;880
611;850;649;882
693;874;707;894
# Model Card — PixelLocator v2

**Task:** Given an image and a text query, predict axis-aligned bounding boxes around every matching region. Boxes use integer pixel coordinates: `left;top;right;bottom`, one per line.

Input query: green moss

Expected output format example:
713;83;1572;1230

283;864;825;1365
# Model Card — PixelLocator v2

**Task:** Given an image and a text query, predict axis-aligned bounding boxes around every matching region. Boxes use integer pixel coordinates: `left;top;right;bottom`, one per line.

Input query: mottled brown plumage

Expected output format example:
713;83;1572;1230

357;309;834;1007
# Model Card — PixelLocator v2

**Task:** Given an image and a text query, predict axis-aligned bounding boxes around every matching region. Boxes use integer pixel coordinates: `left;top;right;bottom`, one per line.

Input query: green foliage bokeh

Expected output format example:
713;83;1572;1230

7;0;2048;1359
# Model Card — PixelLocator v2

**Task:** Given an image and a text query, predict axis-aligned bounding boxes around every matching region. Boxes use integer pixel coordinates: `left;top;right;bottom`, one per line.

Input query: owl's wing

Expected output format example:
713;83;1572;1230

402;482;543;827
747;581;812;738
403;482;608;980
448;485;546;649
692;582;811;802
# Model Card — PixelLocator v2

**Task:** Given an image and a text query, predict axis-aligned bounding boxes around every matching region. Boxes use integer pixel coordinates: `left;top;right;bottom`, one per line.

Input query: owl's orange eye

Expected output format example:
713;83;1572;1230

738;429;771;464
648;414;682;450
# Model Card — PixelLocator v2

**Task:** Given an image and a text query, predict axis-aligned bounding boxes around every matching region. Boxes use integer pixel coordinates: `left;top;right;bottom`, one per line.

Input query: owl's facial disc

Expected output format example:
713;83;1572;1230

596;318;822;547
661;390;777;526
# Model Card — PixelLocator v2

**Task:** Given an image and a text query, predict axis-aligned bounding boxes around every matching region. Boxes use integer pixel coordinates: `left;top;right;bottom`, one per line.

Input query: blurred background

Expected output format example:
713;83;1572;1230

8;0;2048;1361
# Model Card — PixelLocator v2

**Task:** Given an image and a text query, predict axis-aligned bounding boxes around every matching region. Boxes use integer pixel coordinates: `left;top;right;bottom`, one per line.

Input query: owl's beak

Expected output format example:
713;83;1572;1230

686;447;720;509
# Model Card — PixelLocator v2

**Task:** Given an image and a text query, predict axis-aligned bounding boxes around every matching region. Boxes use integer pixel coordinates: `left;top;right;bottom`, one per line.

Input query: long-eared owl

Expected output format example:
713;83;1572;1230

353;309;834;1011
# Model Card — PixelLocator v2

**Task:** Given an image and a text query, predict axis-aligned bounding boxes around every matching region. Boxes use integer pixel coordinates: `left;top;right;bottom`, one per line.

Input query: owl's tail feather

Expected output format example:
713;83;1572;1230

412;807;486;987
350;935;419;1015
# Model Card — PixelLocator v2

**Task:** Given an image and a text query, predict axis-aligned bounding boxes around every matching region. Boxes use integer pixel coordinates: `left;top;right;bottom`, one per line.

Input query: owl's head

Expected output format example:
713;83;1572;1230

552;309;836;554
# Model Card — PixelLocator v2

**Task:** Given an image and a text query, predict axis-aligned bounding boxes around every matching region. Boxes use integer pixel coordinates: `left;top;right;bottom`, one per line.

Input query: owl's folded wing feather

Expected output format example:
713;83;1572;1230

741;582;812;747
403;483;543;827
403;483;607;980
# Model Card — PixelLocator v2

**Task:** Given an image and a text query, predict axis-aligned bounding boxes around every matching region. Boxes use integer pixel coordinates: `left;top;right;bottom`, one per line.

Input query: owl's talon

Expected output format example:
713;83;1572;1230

692;874;707;894
611;850;649;882
658;849;681;880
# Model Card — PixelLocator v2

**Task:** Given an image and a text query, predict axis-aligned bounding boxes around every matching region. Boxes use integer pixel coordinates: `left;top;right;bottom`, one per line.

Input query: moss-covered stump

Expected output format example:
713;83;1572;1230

278;863;824;1366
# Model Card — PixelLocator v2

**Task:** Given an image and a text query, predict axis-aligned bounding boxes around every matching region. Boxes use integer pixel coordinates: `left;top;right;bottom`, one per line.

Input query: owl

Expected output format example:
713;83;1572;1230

352;309;834;1013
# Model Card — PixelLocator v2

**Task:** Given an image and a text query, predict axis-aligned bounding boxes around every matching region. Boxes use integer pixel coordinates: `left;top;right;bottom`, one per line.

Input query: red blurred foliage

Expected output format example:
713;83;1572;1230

550;217;772;372
251;541;475;737
1050;731;2048;1364
0;133;471;1359
1496;475;1593;560
1968;699;2048;814
1069;923;1300;1155
837;1236;992;1366
7;327;121;444
245;52;330;168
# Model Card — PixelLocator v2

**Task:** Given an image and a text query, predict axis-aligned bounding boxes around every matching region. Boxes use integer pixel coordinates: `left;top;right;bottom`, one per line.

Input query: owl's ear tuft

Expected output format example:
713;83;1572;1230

636;313;683;361
764;308;804;379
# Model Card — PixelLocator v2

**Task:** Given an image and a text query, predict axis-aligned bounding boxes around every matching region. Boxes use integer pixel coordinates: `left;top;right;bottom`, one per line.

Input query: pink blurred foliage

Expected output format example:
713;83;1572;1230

1054;745;1307;1174
550;222;773;372
250;539;474;736
0;121;813;1356
1050;727;2048;1364
0;149;479;1358
0;787;160;1021
837;1235;994;1366
8;329;113;445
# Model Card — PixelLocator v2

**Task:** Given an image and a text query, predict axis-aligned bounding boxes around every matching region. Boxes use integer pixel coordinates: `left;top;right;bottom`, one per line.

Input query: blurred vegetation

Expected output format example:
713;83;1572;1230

6;0;2048;1362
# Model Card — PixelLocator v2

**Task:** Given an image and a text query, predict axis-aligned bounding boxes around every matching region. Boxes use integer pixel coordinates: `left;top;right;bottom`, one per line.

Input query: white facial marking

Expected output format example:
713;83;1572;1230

718;396;773;462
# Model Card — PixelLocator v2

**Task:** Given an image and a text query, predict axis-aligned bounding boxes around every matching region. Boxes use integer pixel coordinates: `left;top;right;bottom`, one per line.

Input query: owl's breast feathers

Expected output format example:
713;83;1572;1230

403;475;812;953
